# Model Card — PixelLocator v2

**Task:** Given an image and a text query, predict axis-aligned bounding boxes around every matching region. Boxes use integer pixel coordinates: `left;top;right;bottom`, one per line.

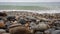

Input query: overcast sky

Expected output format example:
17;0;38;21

0;0;60;2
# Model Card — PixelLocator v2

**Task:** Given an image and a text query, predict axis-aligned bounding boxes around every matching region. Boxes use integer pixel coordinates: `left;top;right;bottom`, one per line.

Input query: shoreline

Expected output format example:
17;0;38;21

0;10;60;14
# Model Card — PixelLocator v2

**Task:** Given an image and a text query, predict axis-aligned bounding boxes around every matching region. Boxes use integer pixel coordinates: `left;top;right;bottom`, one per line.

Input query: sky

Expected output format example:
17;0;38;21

0;0;60;2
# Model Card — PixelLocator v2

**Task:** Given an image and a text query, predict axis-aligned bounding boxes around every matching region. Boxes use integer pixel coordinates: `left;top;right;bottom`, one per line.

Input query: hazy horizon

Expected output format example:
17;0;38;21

0;0;60;2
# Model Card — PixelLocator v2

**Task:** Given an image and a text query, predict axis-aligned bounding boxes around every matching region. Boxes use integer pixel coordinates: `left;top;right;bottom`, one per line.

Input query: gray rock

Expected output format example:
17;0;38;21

36;23;48;30
0;29;6;33
29;22;37;29
51;30;60;34
55;27;60;30
44;28;55;34
35;31;43;34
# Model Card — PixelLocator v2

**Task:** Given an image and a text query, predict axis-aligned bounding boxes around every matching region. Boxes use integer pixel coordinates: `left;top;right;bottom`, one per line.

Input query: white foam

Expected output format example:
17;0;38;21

0;10;60;14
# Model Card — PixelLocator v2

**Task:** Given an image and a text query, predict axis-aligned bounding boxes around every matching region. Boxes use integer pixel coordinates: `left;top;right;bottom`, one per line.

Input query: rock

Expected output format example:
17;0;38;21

35;31;43;34
0;29;6;33
51;30;60;34
3;33;10;34
36;23;49;31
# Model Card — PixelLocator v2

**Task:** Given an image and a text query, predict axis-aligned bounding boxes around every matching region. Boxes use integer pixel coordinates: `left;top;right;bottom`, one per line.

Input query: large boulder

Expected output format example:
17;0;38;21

9;25;31;34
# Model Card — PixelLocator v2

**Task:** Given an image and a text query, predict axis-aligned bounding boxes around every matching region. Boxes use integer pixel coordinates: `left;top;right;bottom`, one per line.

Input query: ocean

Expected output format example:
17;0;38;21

0;2;60;10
